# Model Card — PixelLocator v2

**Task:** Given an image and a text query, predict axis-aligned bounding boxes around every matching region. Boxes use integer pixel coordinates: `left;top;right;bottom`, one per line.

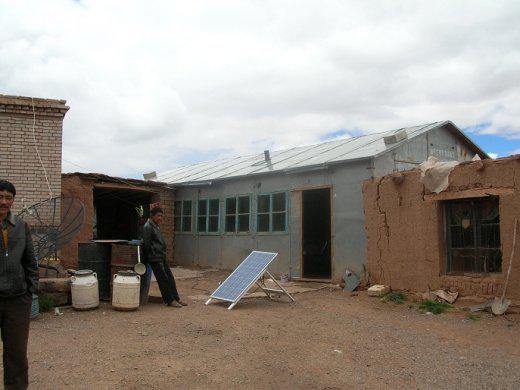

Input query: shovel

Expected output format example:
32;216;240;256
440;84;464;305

134;245;147;276
492;219;518;315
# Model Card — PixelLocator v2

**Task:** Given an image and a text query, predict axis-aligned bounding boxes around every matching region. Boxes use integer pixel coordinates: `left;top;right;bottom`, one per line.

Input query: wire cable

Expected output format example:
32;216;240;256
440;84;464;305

31;98;53;199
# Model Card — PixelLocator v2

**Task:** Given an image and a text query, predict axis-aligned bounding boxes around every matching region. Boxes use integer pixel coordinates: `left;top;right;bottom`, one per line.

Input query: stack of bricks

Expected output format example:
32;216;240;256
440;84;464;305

0;94;69;214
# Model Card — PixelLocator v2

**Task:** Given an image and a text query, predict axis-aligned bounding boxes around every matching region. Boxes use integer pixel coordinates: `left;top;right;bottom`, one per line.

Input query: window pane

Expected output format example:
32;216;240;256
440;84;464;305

208;216;219;232
225;216;236;232
272;212;286;231
258;195;270;213
197;216;206;232
174;201;181;215
238;214;249;232
446;197;502;274
174;217;182;231
272;193;286;212
183;201;192;216
257;214;269;232
226;197;236;215
209;199;219;215
238;196;250;214
198;200;207;216
182;216;191;232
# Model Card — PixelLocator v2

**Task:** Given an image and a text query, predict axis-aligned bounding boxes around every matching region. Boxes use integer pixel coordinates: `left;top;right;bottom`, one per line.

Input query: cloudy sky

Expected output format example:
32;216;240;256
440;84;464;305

1;0;520;178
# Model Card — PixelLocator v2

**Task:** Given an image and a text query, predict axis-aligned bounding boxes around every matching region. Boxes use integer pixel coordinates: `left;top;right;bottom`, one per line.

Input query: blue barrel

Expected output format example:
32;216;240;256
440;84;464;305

30;293;39;319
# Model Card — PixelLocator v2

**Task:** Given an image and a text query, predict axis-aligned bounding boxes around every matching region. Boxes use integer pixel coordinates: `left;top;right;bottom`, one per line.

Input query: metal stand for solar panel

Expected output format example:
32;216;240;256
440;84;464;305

205;251;295;310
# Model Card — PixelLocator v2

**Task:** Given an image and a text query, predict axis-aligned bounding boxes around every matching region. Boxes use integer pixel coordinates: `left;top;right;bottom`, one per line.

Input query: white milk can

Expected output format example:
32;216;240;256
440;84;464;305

71;270;100;310
112;270;141;311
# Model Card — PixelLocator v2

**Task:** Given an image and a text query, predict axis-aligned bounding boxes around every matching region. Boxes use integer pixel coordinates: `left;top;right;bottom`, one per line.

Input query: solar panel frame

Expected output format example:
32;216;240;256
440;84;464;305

206;251;278;309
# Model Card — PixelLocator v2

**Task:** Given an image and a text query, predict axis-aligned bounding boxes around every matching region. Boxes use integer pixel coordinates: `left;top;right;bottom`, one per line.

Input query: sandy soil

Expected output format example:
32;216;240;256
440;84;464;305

15;270;520;389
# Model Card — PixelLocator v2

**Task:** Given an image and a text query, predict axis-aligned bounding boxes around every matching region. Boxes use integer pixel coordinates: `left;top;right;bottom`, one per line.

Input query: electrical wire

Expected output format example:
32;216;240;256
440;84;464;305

31;98;53;199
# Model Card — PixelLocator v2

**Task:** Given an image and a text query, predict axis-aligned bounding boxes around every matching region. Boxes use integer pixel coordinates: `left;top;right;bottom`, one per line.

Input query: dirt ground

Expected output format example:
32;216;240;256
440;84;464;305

15;269;520;389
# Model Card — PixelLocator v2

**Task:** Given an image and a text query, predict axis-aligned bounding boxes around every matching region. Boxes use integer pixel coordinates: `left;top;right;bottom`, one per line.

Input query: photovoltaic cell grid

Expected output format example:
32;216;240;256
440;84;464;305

211;251;278;302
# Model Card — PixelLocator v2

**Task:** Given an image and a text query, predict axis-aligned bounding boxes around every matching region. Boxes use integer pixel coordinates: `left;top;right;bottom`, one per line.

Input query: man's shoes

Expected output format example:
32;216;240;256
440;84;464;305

177;300;188;306
167;300;183;308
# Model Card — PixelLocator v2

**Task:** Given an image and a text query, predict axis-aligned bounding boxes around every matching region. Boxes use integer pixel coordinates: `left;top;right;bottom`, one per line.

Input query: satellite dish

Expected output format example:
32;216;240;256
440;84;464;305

17;196;85;270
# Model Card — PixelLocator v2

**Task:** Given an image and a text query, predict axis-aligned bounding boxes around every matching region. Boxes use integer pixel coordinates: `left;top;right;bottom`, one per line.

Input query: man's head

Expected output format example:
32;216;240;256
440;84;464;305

0;180;16;220
150;207;164;225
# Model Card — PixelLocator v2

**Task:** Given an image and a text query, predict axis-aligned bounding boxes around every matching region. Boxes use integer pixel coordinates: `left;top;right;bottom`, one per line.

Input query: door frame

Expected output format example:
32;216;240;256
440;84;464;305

299;185;333;281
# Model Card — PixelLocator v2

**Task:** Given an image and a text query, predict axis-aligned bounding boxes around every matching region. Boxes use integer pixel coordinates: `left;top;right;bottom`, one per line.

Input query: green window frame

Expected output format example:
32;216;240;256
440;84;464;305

225;195;251;233
256;192;287;233
197;198;220;234
174;200;192;233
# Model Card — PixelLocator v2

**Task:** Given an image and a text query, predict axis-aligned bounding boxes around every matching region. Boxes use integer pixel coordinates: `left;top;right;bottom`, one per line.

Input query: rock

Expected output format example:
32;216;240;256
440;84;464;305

38;278;71;293
43;292;70;306
368;285;390;297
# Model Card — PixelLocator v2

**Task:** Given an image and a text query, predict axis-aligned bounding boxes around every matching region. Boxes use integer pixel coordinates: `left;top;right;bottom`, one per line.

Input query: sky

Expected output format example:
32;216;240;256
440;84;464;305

1;0;520;178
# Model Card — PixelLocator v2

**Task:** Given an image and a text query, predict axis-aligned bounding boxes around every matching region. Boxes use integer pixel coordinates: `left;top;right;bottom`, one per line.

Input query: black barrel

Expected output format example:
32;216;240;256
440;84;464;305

78;242;111;300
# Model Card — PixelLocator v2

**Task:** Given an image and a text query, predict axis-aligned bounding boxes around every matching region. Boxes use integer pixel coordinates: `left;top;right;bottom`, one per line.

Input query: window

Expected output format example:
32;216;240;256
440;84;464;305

445;197;501;274
225;195;250;233
197;199;220;233
174;200;192;233
257;192;287;232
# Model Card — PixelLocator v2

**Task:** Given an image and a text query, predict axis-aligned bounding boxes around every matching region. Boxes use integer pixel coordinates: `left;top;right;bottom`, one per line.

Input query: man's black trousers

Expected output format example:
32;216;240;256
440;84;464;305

148;261;180;304
0;293;32;390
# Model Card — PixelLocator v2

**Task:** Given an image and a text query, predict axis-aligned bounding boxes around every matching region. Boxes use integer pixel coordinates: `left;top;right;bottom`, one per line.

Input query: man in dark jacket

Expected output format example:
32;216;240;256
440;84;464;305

142;207;186;307
0;180;38;390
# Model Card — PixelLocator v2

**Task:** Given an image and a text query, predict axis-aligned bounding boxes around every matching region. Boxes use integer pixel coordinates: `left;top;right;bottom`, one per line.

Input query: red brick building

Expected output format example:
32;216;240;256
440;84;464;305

61;173;175;269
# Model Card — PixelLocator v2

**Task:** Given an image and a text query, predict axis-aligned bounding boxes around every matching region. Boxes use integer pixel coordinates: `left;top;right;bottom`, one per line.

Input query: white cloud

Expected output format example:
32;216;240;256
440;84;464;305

488;153;499;159
1;0;519;177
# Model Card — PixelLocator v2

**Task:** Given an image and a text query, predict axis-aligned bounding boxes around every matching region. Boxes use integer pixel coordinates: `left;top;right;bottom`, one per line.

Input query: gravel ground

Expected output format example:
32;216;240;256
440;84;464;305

10;270;520;389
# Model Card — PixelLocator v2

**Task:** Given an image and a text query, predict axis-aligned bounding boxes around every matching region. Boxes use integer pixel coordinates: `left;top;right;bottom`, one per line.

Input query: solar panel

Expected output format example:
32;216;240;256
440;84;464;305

206;251;294;310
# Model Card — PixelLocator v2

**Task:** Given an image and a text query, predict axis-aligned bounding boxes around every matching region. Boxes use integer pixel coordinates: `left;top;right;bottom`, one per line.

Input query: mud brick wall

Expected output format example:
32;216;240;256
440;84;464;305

61;174;175;269
0;94;69;214
363;155;520;302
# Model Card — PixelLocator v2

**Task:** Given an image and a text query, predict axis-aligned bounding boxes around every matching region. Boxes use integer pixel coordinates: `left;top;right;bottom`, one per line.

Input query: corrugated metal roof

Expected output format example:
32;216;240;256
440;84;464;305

156;121;481;185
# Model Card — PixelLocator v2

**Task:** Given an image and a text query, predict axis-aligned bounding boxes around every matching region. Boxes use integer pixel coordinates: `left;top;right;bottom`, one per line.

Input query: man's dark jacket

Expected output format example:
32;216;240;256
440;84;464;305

0;212;38;297
142;219;167;263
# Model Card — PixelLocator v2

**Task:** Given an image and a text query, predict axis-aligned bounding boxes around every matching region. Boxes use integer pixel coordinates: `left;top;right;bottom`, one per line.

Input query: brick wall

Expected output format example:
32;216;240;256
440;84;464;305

0;94;68;214
363;156;520;302
61;174;175;269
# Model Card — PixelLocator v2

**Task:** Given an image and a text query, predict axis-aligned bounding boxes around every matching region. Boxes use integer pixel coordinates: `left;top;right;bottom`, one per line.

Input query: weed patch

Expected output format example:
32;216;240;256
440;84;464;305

420;299;451;314
38;295;55;312
381;291;406;304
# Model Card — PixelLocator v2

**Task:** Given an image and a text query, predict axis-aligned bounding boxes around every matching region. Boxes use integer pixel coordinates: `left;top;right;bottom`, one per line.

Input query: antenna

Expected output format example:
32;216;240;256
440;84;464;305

18;196;85;275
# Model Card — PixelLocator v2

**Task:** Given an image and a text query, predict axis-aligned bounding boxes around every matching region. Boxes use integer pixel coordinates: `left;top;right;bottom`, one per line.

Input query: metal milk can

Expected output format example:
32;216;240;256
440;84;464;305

71;270;100;310
112;270;140;311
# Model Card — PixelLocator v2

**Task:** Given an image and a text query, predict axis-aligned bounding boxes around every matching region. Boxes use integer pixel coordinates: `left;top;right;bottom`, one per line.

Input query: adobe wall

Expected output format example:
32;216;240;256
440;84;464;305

363;155;520;302
61;174;175;269
0;94;68;213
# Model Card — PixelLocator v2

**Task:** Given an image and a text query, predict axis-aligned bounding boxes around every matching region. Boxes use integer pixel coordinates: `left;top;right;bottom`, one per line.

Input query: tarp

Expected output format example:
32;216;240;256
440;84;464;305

418;156;460;193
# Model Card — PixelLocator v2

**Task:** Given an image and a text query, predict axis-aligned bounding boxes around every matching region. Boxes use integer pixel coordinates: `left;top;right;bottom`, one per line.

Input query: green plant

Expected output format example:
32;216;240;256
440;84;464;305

381;291;406;304
467;314;480;322
38;295;55;312
420;299;451;314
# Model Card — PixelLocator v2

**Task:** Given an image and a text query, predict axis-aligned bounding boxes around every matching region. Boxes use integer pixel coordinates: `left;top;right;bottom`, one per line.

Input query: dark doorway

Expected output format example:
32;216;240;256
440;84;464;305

93;187;154;240
302;188;331;279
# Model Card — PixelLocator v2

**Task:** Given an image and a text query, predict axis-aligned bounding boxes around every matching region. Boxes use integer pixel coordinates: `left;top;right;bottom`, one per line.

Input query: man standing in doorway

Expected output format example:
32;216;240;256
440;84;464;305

0;180;38;390
142;207;186;308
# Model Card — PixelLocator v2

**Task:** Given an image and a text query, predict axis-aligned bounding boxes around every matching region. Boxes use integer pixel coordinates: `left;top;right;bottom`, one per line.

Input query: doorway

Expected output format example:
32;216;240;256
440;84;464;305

302;188;331;279
93;187;154;240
